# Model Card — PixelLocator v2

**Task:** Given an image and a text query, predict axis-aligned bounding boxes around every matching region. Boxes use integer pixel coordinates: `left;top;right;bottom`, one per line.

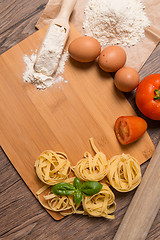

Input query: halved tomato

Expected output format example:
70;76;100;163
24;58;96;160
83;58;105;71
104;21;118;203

114;116;147;145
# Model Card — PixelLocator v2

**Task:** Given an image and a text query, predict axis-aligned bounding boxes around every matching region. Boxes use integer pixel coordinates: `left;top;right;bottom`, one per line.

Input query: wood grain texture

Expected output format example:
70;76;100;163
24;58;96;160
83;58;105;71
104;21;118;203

0;0;48;54
0;0;160;239
0;22;155;220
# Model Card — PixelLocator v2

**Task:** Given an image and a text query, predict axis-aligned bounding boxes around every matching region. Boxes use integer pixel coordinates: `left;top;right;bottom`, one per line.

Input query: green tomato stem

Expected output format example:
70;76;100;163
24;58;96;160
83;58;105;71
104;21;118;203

154;86;160;100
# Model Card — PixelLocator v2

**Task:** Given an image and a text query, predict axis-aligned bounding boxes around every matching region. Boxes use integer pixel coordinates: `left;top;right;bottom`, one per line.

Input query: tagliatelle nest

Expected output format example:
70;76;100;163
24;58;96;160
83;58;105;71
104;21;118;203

35;150;71;185
107;153;142;192
82;183;116;219
36;177;83;216
72;138;108;181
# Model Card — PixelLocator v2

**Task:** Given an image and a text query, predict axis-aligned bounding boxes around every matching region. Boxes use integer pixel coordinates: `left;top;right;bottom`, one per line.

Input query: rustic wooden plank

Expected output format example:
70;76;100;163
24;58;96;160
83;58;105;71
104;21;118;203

0;0;48;54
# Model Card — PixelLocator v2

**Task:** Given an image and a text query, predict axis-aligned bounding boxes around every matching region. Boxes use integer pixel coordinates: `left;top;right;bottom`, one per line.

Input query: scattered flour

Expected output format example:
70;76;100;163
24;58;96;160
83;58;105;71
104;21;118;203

23;24;69;90
23;50;69;90
83;0;150;47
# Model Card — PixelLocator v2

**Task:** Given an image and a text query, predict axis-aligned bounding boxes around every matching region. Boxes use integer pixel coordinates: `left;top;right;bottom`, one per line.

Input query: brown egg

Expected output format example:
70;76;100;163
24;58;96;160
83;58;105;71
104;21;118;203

98;45;126;72
114;67;140;92
68;36;101;62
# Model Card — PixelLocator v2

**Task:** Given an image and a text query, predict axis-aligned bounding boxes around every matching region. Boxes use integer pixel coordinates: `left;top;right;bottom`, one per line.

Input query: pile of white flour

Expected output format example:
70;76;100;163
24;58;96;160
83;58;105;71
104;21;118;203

23;25;69;90
83;0;150;47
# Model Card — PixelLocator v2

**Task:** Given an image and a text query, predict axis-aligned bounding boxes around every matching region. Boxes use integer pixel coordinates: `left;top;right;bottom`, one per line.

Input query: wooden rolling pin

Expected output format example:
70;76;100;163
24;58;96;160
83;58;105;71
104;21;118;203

113;141;160;240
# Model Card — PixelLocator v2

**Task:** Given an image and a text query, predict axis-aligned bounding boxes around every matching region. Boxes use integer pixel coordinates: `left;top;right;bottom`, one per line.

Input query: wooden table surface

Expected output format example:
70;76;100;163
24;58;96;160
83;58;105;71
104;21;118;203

0;1;160;239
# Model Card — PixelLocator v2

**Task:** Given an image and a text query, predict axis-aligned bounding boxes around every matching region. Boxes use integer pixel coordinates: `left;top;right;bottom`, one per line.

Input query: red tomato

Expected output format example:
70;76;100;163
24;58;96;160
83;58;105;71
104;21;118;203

114;116;147;145
135;74;160;120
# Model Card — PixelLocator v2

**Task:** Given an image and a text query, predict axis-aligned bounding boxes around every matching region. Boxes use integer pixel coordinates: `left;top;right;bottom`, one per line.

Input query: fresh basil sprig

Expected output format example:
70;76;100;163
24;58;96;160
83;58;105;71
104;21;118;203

51;177;103;206
73;177;82;190
51;182;75;196
74;190;83;206
81;181;103;196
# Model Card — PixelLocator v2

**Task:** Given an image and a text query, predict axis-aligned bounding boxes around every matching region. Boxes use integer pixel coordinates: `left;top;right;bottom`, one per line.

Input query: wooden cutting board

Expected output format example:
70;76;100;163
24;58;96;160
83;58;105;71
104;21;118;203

0;24;155;220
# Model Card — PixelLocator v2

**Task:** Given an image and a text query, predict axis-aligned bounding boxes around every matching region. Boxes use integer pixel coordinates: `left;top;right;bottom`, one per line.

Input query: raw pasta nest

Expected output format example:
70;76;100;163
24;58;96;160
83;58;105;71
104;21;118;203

82;183;116;219
36;178;83;216
107;153;141;192
35;150;71;185
73;138;108;181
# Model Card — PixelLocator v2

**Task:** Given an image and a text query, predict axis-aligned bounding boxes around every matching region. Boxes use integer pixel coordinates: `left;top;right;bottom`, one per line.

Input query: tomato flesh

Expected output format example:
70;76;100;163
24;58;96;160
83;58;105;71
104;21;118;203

118;120;129;142
114;116;147;145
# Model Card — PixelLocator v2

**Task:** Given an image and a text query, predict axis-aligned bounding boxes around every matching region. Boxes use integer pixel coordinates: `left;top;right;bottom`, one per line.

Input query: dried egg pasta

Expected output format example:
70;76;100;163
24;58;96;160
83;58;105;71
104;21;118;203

34;139;142;219
73;138;108;181
36;178;83;215
107;153;141;192
35;150;71;185
82;183;116;219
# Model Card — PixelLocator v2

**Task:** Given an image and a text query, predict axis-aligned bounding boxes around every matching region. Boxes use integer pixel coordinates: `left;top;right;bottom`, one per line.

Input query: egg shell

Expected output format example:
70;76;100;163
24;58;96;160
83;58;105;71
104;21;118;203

68;36;101;62
114;67;140;92
98;45;126;72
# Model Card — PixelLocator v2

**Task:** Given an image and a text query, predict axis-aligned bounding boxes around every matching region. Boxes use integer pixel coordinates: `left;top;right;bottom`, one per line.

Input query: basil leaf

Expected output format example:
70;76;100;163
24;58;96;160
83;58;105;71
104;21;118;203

81;181;103;196
51;183;75;196
74;190;83;206
73;177;82;190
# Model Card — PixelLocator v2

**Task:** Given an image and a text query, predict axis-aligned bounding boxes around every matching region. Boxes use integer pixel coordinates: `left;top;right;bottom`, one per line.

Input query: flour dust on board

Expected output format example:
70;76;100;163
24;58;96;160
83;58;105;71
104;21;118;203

23;25;69;90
